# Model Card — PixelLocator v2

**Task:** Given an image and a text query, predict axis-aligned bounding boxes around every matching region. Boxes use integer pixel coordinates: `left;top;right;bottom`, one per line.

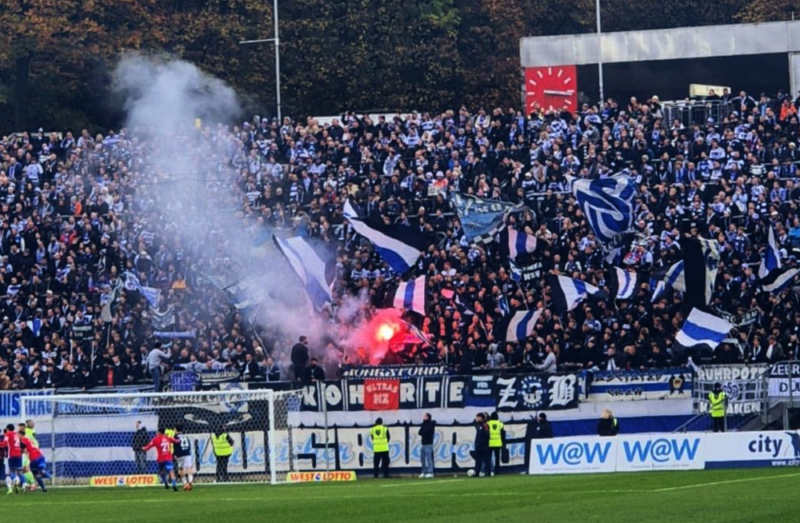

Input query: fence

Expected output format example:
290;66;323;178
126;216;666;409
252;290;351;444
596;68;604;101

662;100;732;127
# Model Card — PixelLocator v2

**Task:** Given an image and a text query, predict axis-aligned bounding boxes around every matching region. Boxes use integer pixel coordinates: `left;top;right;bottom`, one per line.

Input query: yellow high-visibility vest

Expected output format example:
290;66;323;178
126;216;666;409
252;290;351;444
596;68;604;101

370;425;389;453
488;420;504;448
212;433;233;457
709;392;727;418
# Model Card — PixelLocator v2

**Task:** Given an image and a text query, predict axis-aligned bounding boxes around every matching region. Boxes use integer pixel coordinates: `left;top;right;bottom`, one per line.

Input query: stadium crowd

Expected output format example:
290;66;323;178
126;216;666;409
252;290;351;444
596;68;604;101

2;88;800;391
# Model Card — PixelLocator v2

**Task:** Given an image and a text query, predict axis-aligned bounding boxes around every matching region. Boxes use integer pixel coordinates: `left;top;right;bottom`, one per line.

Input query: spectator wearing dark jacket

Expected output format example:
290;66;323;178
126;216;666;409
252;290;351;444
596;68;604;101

291;336;309;385
418;413;436;478
472;413;490;477
304;357;325;385
597;409;619;437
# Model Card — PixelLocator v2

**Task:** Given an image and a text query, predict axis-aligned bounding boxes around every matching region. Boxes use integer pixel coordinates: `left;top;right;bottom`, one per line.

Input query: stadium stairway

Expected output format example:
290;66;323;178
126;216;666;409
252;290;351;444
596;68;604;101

674;412;758;433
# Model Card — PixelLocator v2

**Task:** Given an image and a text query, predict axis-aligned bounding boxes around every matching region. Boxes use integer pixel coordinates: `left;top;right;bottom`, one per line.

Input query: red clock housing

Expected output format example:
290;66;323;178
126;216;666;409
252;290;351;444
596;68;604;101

525;65;578;115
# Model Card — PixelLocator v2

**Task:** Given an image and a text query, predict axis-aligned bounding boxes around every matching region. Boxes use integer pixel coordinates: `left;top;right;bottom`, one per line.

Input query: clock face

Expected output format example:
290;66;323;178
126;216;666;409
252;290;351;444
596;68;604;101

525;65;578;115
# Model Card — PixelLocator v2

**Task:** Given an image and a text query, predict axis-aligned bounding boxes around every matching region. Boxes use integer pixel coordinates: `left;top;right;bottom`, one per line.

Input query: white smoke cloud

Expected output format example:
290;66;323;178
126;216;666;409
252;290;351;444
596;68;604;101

112;55;332;360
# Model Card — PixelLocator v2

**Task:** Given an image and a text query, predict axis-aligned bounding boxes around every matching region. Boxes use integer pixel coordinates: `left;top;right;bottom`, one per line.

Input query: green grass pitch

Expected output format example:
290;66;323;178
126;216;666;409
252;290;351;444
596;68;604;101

3;468;798;523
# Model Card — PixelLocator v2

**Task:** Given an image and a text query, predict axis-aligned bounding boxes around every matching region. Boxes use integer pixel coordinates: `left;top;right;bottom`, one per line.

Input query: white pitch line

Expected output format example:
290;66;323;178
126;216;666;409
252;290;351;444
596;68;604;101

380;479;464;488
653;472;800;492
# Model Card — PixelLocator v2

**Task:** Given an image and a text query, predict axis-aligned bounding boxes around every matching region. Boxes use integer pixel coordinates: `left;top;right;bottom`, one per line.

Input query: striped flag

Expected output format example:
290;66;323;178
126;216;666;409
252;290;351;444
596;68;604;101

675;309;733;353
609;267;637;300
273;235;334;310
664;261;686;292
651;279;667;303
683;237;720;308
759;227;782;279
503;228;538;259
761;268;800;295
344;200;424;273
393;275;427;315
548;274;604;313
504;309;542;342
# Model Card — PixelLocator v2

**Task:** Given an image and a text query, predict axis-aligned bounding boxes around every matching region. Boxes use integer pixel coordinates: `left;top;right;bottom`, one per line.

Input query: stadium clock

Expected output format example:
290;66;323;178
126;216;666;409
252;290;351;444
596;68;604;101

524;65;578;115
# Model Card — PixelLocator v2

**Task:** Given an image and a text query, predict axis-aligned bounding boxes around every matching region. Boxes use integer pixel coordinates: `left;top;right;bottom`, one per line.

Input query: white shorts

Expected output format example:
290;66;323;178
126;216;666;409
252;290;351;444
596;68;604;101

178;456;194;470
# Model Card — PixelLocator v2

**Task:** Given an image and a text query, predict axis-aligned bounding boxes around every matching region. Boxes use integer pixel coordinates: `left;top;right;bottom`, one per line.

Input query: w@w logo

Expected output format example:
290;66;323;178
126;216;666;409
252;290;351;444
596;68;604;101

622;438;701;463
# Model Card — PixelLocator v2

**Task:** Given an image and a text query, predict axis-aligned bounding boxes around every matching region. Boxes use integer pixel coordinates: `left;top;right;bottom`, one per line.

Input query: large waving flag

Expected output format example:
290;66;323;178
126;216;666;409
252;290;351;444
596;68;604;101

548;274;604;313
503;309;542;342
759;227;782;279
450;193;518;245
393;275;427;315
609;267;638;301
273;235;334;310
344;200;425;273
675;309;733;353
568;173;637;244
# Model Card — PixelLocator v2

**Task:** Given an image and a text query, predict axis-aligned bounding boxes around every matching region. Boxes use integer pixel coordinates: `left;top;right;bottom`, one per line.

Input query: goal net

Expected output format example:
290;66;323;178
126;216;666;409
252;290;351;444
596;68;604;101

20;389;305;486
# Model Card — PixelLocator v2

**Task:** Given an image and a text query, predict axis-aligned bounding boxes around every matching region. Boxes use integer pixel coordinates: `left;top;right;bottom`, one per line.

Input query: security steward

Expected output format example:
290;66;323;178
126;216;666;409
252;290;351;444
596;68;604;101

211;426;234;482
708;382;727;433
370;418;390;479
487;412;505;476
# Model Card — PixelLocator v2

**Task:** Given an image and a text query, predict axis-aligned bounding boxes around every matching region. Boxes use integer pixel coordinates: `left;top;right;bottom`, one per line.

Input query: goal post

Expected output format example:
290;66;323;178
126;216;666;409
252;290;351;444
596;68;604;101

20;389;305;486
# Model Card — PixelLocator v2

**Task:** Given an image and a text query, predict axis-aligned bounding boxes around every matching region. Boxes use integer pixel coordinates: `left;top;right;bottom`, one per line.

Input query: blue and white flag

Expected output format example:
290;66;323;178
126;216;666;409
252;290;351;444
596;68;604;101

344;200;424;273
273;235;334;311
664;260;686;292
393;275;426;315
450;193;517;245
454;294;475;316
651;279;666;303
509;259;522;283
140;286;161;309
761;268;800;295
548;274;604;313
149;305;176;330
403;320;434;348
759;227;782;279
675;309;733;352
154;330;196;339
609;267;637;300
122;271;160;308
683;238;720;308
123;271;140;291
503;228;538;259
568;173;637;244
504;309;542;342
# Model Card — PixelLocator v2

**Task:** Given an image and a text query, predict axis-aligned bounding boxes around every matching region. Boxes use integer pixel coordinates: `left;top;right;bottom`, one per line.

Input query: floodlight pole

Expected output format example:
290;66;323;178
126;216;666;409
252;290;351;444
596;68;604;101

239;0;282;122
596;0;605;105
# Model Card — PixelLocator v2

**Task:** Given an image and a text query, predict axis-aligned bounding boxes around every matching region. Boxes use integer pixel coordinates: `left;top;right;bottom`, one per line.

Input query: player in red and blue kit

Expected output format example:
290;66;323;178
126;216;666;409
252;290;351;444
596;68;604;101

143;427;181;491
0;429;7;489
18;424;49;493
4;423;24;494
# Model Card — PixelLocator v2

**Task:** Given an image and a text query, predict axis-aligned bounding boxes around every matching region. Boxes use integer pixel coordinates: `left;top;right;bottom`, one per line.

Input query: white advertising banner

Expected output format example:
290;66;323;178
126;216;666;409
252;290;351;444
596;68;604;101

615;434;704;472
529;431;800;475
704;431;800;469
528;436;617;475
